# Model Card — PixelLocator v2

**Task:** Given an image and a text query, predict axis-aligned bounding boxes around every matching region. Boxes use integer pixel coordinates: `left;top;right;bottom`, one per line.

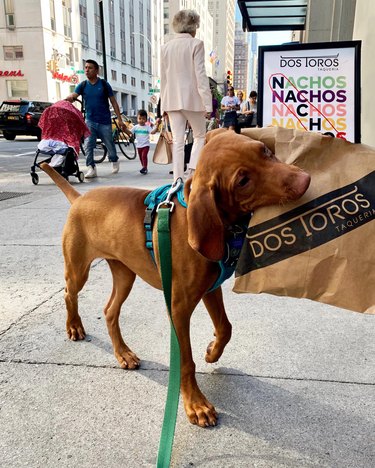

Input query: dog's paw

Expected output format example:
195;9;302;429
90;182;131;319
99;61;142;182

67;321;86;341
205;340;223;363
185;399;218;428
115;348;140;370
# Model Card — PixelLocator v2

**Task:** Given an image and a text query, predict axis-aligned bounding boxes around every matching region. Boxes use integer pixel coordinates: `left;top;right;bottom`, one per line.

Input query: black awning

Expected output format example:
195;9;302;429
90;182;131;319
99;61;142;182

238;0;308;32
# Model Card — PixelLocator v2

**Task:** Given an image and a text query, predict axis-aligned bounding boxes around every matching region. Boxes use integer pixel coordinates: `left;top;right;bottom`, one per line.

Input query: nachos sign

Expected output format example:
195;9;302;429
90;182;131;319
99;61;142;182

258;41;361;143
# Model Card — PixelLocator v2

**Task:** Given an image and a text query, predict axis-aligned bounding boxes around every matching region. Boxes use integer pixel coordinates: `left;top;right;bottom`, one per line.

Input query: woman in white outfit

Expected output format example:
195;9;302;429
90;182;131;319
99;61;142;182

160;10;212;180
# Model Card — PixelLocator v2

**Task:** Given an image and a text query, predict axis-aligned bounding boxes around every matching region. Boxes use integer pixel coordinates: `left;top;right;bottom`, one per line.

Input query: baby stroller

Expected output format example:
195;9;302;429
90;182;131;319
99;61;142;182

30;100;89;185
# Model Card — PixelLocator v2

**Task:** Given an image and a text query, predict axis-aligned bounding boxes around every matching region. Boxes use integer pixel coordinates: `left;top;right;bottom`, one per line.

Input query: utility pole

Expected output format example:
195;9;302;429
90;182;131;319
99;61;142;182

98;0;107;80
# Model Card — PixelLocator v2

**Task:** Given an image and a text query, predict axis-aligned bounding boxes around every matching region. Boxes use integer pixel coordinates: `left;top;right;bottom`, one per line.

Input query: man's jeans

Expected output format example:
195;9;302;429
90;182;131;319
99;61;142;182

84;120;118;167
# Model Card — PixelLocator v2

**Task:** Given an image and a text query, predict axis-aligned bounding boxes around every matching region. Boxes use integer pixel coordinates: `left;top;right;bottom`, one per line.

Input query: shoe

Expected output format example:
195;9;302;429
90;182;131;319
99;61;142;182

85;166;97;179
184;168;195;180
140;167;148;175
112;161;120;174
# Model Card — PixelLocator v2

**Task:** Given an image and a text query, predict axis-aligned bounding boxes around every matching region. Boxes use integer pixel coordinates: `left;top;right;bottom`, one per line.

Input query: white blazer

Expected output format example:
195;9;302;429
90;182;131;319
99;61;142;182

160;33;212;114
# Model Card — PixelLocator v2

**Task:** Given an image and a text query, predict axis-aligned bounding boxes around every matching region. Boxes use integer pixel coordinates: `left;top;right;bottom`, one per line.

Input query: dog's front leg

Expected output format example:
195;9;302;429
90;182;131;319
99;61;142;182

172;307;218;427
203;286;232;363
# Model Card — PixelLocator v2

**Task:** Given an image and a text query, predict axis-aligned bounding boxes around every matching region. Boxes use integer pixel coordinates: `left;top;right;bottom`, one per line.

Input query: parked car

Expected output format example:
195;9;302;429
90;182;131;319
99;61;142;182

0;99;52;140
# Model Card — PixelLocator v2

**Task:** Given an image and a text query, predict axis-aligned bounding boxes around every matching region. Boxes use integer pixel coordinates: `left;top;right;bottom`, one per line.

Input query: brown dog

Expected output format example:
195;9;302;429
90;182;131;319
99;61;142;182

41;130;310;427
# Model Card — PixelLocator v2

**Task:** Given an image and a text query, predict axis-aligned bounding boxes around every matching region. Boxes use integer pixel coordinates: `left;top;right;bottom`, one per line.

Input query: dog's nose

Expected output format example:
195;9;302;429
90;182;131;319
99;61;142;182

295;171;311;198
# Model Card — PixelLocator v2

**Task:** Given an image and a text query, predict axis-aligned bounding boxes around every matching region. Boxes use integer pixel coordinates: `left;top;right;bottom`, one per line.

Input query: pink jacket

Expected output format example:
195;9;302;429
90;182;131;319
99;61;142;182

160;33;212;114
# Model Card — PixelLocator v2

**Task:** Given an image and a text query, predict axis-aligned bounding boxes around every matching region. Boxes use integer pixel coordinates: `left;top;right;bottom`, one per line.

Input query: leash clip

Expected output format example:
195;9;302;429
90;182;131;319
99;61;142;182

156;177;183;213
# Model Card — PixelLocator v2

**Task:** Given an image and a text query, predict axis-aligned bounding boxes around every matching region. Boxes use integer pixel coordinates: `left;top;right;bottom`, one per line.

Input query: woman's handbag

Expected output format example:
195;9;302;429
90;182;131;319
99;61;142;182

153;125;173;165
237;102;254;128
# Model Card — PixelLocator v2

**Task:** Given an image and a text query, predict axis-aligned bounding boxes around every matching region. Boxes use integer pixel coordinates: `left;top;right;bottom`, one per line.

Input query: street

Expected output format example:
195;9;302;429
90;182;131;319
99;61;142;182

0;136;41;175
0;135;375;467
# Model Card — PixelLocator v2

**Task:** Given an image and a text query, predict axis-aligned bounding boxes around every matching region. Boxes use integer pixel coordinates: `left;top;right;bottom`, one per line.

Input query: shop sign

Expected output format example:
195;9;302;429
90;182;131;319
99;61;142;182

51;71;79;84
0;70;24;77
258;41;361;143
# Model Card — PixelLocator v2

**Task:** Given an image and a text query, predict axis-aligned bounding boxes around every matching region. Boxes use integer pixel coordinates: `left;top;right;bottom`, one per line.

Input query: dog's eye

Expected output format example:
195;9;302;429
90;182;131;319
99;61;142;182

238;175;250;187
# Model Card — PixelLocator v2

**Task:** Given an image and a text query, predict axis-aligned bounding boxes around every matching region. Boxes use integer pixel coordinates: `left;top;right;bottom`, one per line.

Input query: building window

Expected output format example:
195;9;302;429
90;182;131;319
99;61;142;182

131;77;136;87
6;80;28;98
4;0;15;29
111;70;117;81
141;80;145;90
4;46;23;60
130;0;135;66
122;73;127;84
120;0;126;63
50;0;56;31
79;0;88;47
94;1;102;53
62;0;72;38
109;0;116;58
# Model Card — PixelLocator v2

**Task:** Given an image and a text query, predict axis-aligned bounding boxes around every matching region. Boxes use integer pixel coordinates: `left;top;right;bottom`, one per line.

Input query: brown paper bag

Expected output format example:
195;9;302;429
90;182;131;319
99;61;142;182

153;129;173;165
234;126;375;314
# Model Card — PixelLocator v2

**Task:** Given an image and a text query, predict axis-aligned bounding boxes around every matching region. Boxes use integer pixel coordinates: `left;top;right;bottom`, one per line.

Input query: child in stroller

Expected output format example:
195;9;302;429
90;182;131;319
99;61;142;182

30;100;89;185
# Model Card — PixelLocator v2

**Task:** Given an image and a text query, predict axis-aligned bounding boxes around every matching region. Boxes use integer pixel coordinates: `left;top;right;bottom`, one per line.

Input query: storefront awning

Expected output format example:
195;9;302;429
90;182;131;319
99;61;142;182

238;0;308;32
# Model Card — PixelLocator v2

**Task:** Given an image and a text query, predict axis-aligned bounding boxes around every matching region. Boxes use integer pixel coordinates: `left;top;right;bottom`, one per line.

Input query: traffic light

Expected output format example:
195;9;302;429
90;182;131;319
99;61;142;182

46;59;59;73
226;70;232;86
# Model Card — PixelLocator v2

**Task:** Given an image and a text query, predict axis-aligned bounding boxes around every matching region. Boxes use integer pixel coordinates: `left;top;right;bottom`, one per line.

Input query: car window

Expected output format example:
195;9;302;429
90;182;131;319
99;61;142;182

0;102;22;112
31;102;51;112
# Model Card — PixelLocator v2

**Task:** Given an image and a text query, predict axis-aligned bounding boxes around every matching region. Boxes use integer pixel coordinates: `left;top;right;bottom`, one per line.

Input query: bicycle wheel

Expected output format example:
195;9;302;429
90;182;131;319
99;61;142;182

80;139;108;164
116;130;137;160
93;142;108;163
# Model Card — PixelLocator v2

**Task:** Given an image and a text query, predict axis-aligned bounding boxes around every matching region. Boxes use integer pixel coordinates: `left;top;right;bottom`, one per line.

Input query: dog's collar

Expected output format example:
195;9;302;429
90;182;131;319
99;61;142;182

143;184;251;291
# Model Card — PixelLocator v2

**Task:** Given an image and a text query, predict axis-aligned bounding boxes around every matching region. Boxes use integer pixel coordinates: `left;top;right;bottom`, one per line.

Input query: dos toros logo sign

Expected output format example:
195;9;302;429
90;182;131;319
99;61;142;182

258;41;361;143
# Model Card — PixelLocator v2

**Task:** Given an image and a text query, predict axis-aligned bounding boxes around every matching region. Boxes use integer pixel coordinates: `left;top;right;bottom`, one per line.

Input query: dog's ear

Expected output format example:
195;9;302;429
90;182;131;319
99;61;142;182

186;180;225;262
205;127;229;143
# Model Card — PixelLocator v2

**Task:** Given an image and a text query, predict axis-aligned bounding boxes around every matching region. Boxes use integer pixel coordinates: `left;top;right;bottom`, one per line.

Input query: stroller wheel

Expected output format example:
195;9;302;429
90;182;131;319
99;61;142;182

78;171;85;183
31;173;39;185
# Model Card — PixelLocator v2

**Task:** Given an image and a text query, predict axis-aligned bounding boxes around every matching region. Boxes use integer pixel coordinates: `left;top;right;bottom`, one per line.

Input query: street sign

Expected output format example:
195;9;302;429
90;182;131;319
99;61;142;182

149;94;158;105
149;88;160;93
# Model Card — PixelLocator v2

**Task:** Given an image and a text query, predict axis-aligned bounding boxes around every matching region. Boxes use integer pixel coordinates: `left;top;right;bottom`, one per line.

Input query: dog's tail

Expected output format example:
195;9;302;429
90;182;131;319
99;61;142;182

40;162;81;204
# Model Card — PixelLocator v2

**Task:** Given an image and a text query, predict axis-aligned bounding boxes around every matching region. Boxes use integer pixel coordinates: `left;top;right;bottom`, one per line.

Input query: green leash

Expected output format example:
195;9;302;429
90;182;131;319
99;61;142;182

156;181;183;468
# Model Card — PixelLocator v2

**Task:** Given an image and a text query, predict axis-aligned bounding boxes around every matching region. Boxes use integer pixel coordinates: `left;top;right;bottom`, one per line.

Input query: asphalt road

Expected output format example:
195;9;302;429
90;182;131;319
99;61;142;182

0;135;42;175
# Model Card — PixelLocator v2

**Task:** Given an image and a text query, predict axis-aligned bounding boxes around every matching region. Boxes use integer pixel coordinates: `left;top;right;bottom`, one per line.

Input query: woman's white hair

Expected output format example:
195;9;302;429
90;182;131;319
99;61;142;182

172;9;200;34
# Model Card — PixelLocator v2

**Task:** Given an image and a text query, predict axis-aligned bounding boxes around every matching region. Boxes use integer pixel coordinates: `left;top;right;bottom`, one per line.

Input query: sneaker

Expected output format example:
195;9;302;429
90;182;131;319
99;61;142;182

140;167;148;175
85;166;97;179
112;161;120;174
184;168;195;180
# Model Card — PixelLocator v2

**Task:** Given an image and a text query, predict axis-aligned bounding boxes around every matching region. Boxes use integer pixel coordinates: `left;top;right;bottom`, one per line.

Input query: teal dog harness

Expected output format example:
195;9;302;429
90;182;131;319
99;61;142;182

143;183;249;291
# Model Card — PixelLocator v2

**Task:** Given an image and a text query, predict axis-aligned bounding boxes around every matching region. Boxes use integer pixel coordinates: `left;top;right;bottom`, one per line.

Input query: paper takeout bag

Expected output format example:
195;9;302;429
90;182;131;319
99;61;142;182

234;126;375;314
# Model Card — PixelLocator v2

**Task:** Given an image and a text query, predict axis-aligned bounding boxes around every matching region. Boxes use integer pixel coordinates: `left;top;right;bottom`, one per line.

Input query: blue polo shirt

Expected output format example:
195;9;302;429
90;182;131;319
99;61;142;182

75;79;114;125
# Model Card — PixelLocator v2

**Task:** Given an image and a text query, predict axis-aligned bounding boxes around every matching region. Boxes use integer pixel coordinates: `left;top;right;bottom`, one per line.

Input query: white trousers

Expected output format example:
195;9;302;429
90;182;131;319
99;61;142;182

167;110;206;180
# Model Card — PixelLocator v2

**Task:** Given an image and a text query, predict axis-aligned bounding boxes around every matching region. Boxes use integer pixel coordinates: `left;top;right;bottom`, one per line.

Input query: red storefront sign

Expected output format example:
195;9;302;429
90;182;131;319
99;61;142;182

0;70;24;77
51;71;78;84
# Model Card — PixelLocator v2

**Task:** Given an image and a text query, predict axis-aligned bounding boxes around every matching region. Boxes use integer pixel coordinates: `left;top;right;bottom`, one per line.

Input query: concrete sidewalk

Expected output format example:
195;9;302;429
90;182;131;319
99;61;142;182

1;146;374;467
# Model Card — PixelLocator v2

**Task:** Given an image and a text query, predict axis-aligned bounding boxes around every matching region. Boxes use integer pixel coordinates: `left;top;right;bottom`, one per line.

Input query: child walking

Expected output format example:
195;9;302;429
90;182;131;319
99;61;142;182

129;109;159;174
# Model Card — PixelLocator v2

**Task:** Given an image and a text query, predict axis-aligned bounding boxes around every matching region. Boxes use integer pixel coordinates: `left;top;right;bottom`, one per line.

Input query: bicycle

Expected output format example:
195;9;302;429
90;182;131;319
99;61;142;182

93;115;137;163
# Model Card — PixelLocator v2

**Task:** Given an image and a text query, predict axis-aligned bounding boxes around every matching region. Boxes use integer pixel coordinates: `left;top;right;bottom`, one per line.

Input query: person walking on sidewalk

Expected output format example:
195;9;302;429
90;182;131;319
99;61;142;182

66;59;126;179
160;9;212;181
126;109;159;175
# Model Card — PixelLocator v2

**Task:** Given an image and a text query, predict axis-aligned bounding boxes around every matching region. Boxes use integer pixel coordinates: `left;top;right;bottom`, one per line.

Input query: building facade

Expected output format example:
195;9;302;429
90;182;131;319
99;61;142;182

0;0;153;116
208;0;236;90
233;21;248;93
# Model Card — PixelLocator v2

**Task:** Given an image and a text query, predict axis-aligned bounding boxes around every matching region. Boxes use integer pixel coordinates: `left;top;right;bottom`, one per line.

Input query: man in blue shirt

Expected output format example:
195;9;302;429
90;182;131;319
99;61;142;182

66;59;126;178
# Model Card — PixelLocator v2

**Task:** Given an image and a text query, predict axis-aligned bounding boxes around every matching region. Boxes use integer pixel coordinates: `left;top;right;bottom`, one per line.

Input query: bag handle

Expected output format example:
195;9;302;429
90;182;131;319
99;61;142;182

161;115;173;144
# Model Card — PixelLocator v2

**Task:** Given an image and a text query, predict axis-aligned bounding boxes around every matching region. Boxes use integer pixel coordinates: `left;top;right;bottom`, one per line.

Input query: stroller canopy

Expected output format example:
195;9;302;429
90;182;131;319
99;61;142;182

38;100;90;155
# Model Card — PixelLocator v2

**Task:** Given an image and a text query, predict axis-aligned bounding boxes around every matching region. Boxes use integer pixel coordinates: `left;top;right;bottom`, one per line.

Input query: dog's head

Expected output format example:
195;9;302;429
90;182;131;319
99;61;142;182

185;130;310;261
